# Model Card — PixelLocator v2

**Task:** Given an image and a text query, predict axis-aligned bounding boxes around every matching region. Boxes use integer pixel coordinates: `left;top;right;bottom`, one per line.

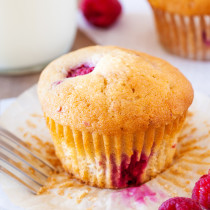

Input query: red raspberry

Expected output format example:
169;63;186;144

80;0;122;28
192;172;210;209
159;197;202;210
67;65;94;78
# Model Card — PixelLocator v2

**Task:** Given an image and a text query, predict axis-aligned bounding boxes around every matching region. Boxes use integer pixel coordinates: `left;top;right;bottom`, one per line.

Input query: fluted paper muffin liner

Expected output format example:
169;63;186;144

152;8;210;60
46;113;186;189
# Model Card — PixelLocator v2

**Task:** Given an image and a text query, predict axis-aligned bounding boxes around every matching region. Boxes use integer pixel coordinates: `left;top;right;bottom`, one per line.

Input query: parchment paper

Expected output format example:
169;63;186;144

0;85;209;210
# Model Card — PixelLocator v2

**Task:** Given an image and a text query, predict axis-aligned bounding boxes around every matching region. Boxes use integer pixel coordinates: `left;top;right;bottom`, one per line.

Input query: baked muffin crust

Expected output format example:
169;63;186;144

38;46;193;135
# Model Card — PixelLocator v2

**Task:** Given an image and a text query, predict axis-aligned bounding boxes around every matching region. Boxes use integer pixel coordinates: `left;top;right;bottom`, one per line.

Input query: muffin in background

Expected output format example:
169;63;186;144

148;0;210;60
38;46;194;189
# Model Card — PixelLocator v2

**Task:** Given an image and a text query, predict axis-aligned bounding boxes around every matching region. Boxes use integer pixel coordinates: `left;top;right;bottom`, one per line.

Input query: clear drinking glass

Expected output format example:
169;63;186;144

0;0;77;75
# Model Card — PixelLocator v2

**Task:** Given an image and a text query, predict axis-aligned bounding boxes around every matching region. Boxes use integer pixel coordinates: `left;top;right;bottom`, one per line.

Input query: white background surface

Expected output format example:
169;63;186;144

78;0;210;95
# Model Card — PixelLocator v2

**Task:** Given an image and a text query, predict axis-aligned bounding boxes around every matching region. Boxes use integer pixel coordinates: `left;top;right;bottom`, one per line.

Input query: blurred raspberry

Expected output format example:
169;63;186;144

192;172;210;209
159;197;202;210
80;0;122;28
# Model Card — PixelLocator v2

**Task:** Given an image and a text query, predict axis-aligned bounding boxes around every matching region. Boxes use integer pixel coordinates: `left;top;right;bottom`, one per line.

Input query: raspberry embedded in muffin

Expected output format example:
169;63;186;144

67;64;95;78
111;152;149;188
202;32;210;46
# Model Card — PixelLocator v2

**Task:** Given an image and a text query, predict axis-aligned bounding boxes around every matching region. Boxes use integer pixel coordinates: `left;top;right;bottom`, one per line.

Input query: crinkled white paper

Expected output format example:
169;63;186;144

0;85;209;210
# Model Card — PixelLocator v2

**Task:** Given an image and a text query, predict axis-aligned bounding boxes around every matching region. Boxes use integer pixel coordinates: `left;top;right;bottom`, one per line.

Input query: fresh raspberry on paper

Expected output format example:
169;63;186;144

158;197;202;210
192;172;210;209
80;0;122;28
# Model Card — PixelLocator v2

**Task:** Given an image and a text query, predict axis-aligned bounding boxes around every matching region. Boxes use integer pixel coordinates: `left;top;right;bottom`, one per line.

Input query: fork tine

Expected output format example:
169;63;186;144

0;137;49;178
0;151;45;186
0;165;38;194
0;127;55;171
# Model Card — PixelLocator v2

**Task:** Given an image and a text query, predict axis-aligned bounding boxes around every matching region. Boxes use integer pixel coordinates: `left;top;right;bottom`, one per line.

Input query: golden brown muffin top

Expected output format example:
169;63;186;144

38;46;193;135
148;0;210;15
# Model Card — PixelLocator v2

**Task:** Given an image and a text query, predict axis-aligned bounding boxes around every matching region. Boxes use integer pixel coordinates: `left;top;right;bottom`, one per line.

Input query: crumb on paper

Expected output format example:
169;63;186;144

28;167;35;175
68;193;73;199
23;132;29;138
197;169;208;175
185;180;190;184
57;182;74;189
86;207;93;210
30;113;43;118
58;188;65;196
187;112;194;118
204;120;210;127
31;135;43;144
18;127;24;132
37;186;50;195
77;191;89;204
26;120;37;128
88;194;97;202
190;127;197;133
75;188;92;204
16;127;30;138
184;188;191;193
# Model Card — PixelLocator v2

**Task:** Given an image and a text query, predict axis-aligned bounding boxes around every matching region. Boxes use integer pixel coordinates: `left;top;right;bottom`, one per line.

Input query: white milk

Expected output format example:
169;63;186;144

0;0;77;74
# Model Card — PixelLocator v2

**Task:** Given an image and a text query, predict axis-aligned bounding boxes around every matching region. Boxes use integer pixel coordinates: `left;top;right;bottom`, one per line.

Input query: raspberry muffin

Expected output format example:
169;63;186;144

148;0;210;60
38;46;194;188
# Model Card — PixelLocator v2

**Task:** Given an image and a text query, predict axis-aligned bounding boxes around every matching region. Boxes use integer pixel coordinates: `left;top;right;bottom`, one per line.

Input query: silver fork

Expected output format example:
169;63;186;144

0;126;55;194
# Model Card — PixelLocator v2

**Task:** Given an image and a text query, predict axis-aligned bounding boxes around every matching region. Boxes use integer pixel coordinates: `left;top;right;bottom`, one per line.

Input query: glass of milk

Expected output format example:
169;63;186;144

0;0;77;75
